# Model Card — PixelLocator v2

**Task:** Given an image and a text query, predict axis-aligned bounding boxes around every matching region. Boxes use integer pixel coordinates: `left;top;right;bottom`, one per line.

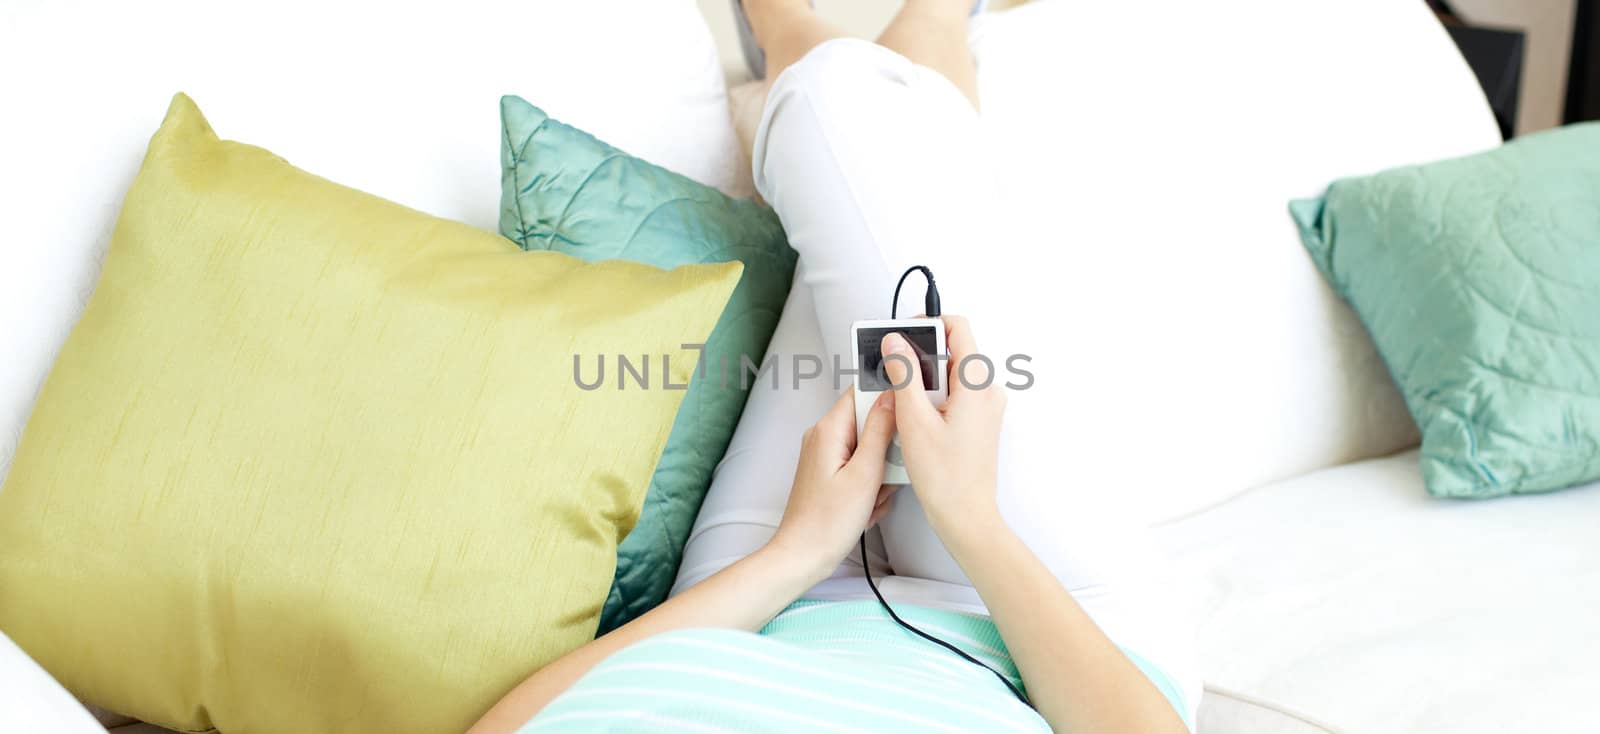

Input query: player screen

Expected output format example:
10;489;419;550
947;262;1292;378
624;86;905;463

856;325;940;392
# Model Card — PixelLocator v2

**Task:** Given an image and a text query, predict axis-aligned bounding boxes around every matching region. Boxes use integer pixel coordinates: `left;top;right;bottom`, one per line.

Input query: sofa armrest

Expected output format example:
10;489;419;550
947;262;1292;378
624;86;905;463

0;631;106;733
1197;686;1339;734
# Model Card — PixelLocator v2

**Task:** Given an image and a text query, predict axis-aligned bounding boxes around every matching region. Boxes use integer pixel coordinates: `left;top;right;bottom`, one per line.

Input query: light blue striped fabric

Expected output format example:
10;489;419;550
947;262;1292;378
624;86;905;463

520;599;1190;733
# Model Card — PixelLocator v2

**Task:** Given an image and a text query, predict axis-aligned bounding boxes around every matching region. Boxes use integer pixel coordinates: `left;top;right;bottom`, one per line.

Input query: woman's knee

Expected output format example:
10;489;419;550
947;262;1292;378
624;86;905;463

775;38;916;99
763;38;935;142
754;39;927;188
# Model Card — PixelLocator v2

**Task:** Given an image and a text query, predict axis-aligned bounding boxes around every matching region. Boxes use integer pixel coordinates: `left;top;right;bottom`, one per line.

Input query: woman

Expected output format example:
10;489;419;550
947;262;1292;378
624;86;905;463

471;1;1198;731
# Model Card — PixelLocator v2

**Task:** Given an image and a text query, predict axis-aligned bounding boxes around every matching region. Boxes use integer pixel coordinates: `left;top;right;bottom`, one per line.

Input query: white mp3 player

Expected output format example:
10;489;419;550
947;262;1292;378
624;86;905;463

851;317;948;484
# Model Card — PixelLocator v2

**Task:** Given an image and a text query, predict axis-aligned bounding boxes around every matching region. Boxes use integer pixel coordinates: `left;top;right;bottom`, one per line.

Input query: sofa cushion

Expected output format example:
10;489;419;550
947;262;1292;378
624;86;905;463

1156;453;1600;733
1195;688;1337;734
0;94;740;734
0;632;103;734
1292;123;1600;498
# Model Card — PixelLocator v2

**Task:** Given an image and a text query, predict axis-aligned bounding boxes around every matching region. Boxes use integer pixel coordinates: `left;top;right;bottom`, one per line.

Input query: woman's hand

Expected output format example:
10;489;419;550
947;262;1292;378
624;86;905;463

767;388;898;579
879;315;1006;534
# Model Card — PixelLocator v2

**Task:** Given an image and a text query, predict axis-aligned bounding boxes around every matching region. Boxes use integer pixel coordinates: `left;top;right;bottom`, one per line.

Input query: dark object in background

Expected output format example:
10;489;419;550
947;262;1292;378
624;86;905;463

1430;1;1525;139
1433;0;1516;139
1568;0;1600;123
1427;0;1460;16
1449;24;1526;139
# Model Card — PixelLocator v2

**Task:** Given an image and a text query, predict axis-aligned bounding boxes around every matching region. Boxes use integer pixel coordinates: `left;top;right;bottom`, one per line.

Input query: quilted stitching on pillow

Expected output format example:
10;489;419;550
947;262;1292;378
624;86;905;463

1291;123;1600;497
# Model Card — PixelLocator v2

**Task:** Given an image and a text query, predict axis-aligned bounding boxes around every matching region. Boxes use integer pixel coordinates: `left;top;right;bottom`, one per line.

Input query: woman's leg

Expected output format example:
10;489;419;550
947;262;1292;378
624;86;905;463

705;0;1123;597
749;12;1002;591
677;7;1201;720
745;0;978;106
876;0;981;108
742;0;849;81
680;0;1002;594
671;2;887;601
674;0;980;598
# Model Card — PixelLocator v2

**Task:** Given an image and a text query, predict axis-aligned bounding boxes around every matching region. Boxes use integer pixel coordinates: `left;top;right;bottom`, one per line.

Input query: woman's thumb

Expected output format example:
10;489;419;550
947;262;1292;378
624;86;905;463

850;391;896;472
881;333;937;425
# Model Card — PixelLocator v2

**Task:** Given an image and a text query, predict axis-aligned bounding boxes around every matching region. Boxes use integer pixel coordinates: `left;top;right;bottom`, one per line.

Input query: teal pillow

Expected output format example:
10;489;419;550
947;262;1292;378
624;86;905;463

500;95;795;632
1291;123;1600;499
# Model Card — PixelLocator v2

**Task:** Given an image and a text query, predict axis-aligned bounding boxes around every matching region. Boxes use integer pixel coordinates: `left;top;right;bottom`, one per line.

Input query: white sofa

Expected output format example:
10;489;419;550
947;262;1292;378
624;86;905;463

2;1;1595;732
959;3;1599;732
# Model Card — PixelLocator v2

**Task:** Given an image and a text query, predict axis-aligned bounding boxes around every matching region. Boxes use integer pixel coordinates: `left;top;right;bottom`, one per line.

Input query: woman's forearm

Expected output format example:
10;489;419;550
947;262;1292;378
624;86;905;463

467;544;829;734
934;510;1188;734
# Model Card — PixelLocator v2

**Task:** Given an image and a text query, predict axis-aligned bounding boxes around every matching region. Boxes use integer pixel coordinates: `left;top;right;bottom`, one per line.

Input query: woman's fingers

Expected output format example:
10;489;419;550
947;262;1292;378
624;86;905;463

868;484;902;527
945;314;978;360
943;315;984;400
813;388;861;457
881;333;939;429
845;391;895;478
868;491;895;527
943;315;1005;416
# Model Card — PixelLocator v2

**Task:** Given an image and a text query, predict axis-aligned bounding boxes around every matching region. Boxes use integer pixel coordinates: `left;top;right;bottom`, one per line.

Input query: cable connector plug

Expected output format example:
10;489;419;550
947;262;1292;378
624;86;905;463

892;265;941;319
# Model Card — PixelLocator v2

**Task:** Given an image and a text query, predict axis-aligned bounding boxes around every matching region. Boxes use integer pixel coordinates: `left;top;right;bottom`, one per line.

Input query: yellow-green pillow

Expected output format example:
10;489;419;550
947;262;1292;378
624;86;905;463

0;94;740;734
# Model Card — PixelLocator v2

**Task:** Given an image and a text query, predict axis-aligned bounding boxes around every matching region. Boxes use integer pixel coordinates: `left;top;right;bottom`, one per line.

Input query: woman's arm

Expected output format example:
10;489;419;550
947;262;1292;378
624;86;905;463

880;318;1187;734
468;389;898;734
467;544;825;734
936;511;1187;733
